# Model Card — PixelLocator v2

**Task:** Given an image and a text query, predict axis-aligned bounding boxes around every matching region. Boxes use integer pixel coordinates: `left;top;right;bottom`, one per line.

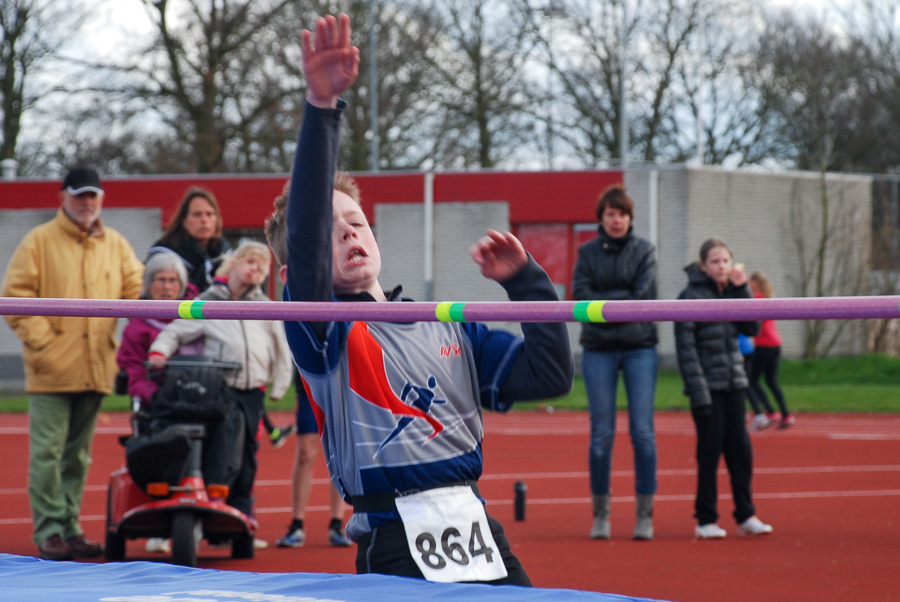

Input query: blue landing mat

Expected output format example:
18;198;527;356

0;553;671;602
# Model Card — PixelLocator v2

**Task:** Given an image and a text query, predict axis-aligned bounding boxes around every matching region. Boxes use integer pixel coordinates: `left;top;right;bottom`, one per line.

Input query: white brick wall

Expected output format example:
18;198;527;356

625;167;872;364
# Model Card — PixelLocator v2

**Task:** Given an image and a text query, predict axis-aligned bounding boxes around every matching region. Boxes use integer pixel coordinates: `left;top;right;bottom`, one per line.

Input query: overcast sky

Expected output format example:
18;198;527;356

75;0;870;63
73;0;884;60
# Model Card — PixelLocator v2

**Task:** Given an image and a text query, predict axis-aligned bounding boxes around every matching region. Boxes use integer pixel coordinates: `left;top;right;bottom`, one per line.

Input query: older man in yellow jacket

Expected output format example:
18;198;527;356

1;167;144;561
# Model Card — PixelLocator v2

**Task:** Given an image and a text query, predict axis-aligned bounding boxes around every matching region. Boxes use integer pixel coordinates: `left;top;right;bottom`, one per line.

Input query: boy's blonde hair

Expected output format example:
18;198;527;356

216;240;272;279
265;172;362;267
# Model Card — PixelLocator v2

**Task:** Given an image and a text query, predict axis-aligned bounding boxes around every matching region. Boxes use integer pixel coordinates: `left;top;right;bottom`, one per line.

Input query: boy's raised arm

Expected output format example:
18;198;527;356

285;14;359;308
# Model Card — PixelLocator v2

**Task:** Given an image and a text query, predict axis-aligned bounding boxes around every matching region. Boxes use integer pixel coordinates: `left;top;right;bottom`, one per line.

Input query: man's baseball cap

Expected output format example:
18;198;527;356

61;167;103;195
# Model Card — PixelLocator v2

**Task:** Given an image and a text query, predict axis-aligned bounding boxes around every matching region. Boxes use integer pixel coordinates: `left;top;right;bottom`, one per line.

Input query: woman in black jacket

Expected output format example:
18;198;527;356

675;237;772;539
146;187;232;295
573;184;658;541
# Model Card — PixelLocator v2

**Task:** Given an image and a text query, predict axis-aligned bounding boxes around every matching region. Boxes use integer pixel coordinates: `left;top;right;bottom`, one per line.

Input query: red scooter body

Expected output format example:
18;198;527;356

105;359;255;566
105;465;256;566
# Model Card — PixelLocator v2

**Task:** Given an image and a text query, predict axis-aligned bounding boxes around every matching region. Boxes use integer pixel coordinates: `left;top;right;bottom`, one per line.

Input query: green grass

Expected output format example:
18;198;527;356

518;353;900;414
0;383;304;414
3;354;900;414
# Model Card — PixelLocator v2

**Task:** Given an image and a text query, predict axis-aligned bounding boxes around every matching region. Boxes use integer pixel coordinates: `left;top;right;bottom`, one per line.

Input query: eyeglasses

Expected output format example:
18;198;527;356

152;276;181;286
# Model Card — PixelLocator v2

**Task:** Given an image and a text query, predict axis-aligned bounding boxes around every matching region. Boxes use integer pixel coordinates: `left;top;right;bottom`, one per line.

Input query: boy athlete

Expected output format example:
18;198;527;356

266;13;573;585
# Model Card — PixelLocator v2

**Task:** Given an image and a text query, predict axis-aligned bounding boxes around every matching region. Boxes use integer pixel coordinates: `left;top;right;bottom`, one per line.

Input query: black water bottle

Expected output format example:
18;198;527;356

514;480;527;521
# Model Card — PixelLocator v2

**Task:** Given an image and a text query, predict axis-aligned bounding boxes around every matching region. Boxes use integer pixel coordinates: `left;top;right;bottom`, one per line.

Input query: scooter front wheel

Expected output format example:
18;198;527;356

171;510;202;567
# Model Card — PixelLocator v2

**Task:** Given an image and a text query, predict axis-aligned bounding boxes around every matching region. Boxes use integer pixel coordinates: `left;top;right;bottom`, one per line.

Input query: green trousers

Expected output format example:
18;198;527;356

28;392;103;546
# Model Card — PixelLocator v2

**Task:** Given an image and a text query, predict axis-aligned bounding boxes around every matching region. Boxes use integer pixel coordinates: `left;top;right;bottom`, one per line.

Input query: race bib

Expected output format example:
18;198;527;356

394;486;508;583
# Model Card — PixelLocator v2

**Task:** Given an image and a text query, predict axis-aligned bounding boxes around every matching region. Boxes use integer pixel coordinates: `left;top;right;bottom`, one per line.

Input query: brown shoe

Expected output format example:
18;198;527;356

66;534;103;558
38;534;73;561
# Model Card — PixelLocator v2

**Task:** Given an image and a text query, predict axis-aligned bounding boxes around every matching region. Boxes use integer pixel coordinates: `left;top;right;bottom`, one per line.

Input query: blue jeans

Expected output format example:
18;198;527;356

583;347;658;496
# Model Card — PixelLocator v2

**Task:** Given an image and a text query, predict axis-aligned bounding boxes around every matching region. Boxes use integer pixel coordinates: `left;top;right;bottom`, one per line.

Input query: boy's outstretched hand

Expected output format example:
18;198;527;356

302;13;360;109
470;229;528;282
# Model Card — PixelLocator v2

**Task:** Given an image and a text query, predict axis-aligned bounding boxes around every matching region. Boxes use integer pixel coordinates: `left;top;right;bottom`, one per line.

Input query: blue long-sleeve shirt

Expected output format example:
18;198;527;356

281;101;573;540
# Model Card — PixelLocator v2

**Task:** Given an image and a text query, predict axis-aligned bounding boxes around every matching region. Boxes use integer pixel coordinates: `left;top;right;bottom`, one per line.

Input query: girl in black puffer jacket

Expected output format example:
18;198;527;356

675;237;773;540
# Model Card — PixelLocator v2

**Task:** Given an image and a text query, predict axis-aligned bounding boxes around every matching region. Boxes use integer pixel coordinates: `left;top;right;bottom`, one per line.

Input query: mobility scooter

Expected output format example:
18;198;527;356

104;357;256;567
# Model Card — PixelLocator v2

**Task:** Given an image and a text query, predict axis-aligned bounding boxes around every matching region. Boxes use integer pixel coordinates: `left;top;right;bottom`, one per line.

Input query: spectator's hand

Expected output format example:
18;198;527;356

729;262;747;287
302;13;360;109
692;405;713;423
470;229;528;282
147;351;167;369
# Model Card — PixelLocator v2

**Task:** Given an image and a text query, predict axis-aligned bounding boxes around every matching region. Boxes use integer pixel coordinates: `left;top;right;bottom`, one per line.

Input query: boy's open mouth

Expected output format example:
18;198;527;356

347;248;367;264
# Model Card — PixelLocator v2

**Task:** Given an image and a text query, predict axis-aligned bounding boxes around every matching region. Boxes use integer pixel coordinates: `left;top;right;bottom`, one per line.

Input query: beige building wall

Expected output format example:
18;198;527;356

376;201;522;336
625;167;872;366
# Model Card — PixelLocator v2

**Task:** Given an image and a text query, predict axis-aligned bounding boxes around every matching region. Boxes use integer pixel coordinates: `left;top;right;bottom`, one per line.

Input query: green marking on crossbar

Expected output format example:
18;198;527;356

573;301;606;323
178;300;205;319
436;302;467;322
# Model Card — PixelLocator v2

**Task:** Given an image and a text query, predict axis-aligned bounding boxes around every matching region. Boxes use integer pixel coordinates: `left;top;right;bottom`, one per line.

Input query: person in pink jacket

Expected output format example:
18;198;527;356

748;271;794;429
116;250;203;555
117;253;203;417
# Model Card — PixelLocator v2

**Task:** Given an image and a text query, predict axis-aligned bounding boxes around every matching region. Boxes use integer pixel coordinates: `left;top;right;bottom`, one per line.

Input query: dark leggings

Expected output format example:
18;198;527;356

743;353;769;415
748;346;790;417
226;388;265;516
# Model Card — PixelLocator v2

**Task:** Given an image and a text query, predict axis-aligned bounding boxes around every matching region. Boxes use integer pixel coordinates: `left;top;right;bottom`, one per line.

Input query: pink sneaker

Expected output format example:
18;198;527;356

779;415;796;429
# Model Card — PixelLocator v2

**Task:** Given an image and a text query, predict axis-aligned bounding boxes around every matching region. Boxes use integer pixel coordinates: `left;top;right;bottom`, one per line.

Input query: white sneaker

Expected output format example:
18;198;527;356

694;523;727;539
277;527;306;548
748;414;771;432
737;516;773;536
253;538;269;549
145;537;171;554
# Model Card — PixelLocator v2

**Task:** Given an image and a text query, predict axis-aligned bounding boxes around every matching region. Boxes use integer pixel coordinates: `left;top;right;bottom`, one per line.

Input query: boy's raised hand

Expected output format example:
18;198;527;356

302;13;360;109
470;229;528;282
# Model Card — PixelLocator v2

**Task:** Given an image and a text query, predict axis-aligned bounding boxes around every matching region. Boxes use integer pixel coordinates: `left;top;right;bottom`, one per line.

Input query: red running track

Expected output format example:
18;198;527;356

1;409;898;602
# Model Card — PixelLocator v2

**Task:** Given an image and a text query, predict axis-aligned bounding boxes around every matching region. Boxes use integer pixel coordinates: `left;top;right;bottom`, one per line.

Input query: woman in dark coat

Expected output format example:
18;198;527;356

146;186;231;294
572;184;658;541
675;237;773;539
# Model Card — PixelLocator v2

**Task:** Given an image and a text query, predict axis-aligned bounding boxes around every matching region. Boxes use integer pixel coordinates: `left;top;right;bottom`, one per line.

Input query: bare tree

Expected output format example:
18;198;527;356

868;177;900;353
412;0;539;169
787;170;871;358
520;0;629;166
750;11;885;172
78;0;452;174
520;0;716;166
842;0;900;174
0;0;85;164
676;1;782;166
102;0;305;173
312;0;446;171
631;0;701;162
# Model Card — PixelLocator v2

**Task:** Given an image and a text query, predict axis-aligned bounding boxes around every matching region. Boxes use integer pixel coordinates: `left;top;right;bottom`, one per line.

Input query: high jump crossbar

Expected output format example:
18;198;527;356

1;296;899;323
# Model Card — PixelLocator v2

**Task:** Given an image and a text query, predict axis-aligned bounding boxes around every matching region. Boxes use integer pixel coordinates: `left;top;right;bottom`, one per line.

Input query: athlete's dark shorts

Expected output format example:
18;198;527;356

294;387;317;435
